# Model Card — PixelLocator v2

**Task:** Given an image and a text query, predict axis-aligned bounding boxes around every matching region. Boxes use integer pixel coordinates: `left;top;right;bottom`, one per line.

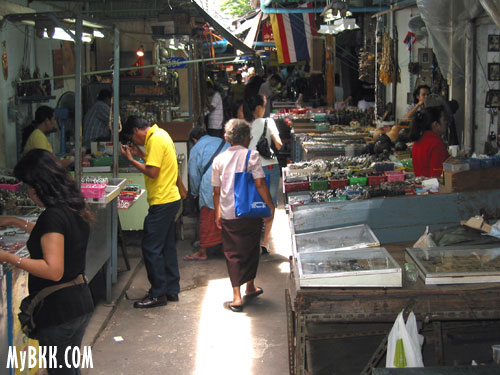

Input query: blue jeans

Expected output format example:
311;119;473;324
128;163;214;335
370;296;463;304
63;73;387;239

142;200;181;297
36;313;92;375
264;164;280;207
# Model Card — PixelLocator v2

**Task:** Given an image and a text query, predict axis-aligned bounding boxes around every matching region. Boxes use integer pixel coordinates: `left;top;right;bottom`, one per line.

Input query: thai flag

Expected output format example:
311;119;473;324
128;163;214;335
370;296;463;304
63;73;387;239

270;3;317;64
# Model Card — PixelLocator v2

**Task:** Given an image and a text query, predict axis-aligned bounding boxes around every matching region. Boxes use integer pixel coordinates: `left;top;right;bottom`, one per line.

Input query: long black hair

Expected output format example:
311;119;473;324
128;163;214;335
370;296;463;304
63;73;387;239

408;106;446;142
14;149;93;223
21;106;54;150
242;94;265;123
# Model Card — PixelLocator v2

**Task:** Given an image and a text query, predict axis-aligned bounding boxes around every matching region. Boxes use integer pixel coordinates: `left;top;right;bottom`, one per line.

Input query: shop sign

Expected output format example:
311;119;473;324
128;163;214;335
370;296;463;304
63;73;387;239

164;57;186;69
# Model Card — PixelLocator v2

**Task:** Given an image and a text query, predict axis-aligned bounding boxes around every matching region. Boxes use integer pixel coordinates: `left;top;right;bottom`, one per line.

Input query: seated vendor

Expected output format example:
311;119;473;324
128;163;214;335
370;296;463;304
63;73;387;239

22;106;73;168
409;106;449;177
404;85;430;120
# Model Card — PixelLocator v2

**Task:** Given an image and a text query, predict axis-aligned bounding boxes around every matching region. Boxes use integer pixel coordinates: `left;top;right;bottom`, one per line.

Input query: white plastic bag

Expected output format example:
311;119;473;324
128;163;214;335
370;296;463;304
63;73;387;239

386;310;425;368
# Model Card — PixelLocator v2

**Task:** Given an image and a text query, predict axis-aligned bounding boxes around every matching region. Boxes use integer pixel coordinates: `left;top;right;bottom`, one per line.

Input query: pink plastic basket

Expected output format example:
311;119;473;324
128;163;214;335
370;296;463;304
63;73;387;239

384;170;405;182
81;183;107;199
0;181;22;192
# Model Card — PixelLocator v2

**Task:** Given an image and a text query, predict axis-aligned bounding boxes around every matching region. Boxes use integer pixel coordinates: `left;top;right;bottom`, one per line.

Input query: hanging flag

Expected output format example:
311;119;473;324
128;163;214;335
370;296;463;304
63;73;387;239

403;31;417;51
270;3;316;64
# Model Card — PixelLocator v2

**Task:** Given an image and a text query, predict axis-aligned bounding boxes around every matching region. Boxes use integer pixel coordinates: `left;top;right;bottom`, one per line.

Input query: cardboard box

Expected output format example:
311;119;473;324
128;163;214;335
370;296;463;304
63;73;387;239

440;167;500;193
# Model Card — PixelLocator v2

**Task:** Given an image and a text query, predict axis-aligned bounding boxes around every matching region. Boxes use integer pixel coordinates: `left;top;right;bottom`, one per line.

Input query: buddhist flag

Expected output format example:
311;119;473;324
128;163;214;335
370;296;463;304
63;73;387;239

270;3;316;64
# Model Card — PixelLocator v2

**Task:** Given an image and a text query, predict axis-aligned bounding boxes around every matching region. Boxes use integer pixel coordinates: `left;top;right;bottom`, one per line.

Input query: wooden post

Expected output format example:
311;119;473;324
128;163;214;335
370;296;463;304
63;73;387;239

325;35;335;107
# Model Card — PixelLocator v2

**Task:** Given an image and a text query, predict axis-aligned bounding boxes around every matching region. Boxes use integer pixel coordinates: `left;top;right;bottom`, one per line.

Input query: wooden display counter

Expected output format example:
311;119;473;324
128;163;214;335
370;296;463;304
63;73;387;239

286;243;500;375
157;121;193;141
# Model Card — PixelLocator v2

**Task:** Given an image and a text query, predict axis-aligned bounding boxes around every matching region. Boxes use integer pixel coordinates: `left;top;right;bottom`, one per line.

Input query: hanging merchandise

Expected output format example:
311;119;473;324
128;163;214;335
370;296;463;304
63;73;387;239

2;41;7;80
378;33;398;85
359;50;375;83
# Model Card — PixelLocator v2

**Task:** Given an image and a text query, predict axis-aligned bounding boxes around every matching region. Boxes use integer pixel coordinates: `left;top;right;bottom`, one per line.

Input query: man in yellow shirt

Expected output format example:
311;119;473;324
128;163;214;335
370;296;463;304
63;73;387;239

120;116;181;308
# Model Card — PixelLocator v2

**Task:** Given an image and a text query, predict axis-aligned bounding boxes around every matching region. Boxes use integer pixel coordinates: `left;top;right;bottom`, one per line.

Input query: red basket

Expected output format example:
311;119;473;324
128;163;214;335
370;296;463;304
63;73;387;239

384;170;405;182
0;181;22;192
368;175;387;186
284;181;310;193
329;179;349;189
81;183;107;199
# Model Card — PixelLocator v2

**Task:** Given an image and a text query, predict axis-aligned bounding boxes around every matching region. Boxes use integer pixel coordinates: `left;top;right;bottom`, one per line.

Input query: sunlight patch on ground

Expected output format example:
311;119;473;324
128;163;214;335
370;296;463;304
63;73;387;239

270;206;292;259
194;278;253;375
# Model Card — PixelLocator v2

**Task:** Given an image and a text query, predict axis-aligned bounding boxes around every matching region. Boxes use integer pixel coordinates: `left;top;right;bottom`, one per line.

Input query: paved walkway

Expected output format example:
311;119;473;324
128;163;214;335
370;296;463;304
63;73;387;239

82;206;292;375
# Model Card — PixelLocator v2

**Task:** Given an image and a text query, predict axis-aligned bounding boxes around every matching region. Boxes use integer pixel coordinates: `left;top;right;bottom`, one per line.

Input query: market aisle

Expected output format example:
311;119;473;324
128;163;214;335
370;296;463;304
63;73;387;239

83;205;292;375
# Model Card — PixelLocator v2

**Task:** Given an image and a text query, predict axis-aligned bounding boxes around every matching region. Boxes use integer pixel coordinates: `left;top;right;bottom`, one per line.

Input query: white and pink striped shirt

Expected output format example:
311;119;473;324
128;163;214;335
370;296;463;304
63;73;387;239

212;145;265;220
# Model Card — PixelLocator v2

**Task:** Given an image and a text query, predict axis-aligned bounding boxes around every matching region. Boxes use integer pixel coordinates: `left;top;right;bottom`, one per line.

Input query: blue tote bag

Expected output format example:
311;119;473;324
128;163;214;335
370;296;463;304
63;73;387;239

234;150;271;218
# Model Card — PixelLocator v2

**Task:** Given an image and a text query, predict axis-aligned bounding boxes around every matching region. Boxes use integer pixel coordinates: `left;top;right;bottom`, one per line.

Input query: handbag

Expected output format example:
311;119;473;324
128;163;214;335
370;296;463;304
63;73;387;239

234;150;271;218
256;119;274;159
18;274;87;339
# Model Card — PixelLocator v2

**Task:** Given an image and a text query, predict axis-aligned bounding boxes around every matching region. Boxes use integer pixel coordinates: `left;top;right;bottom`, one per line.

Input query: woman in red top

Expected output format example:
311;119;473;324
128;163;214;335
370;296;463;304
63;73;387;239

409;106;449;177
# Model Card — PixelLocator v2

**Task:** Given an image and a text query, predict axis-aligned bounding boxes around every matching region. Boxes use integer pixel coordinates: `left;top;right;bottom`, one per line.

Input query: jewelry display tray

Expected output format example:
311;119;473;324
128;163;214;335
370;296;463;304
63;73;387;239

405;246;500;285
296;247;402;288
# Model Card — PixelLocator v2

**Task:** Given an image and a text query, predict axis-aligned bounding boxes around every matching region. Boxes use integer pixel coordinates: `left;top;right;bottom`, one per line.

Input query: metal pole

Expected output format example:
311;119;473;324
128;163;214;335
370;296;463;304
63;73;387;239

112;27;120;179
111;26;120;285
464;20;475;155
392;4;398;119
74;14;82;188
18;55;249;84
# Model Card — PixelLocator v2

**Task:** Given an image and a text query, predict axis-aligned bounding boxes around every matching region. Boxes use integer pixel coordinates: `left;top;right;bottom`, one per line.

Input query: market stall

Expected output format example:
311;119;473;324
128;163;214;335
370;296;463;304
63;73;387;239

286;199;500;374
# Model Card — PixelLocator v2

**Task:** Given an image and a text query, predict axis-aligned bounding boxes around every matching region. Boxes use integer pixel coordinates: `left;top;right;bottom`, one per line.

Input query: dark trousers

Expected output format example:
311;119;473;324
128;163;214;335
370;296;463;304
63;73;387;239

142;200;181;297
37;313;92;375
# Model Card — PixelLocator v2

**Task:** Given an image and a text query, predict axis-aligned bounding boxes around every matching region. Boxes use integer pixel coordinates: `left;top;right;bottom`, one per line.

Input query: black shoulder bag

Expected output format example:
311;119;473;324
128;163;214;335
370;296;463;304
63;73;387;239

256;119;274;159
19;274;87;339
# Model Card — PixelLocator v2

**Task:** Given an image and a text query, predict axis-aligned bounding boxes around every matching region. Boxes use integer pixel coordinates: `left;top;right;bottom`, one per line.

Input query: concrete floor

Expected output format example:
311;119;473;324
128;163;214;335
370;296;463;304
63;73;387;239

81;206;293;375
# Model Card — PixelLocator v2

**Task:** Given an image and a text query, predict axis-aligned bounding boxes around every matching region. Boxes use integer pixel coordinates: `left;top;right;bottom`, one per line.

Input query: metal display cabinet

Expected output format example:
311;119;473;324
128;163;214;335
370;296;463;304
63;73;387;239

406;246;500;285
289;189;500;243
286;244;500;375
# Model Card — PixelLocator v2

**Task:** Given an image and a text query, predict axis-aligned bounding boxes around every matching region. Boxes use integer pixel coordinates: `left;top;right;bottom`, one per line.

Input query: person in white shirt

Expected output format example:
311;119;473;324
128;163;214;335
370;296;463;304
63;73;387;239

258;74;281;117
206;81;224;138
243;94;283;254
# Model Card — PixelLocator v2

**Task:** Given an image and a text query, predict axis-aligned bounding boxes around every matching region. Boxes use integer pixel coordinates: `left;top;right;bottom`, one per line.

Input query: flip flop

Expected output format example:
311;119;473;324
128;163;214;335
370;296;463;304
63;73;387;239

223;301;243;312
244;287;264;299
183;255;208;261
261;245;269;255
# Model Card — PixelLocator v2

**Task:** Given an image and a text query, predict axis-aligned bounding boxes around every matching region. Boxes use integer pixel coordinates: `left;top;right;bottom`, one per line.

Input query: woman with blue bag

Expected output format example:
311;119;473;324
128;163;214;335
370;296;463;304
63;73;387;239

212;119;274;312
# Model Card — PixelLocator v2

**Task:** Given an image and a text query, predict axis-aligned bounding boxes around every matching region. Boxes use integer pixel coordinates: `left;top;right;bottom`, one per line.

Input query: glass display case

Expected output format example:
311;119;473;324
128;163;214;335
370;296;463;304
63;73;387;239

405;246;500;285
296;247;402;287
293;224;379;254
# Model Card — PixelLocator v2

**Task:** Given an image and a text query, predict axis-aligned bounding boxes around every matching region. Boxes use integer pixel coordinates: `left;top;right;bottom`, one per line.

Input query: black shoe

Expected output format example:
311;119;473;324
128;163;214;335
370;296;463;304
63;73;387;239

261;245;269;255
166;294;179;302
133;295;167;308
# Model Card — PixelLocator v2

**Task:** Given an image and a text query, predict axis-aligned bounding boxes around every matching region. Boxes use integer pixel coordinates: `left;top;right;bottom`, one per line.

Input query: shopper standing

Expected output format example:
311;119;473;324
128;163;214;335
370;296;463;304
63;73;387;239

0;149;94;375
206;81;224;138
120;116;181;308
184;127;230;261
258;74;281;117
243;94;282;254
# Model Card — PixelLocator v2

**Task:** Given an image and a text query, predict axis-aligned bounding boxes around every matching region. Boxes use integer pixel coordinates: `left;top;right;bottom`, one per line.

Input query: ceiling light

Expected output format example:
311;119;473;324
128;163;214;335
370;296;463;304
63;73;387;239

317;18;359;35
93;30;104;38
43;27;93;43
136;46;145;57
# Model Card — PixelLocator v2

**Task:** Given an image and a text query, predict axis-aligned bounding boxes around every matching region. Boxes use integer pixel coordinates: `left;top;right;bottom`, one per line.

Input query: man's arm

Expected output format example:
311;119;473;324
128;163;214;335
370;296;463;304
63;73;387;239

121;144;159;178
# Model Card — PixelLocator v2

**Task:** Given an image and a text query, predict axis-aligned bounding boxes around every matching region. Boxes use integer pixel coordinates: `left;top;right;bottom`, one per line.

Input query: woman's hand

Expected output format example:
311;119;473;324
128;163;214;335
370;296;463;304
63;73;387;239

0;249;8;263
